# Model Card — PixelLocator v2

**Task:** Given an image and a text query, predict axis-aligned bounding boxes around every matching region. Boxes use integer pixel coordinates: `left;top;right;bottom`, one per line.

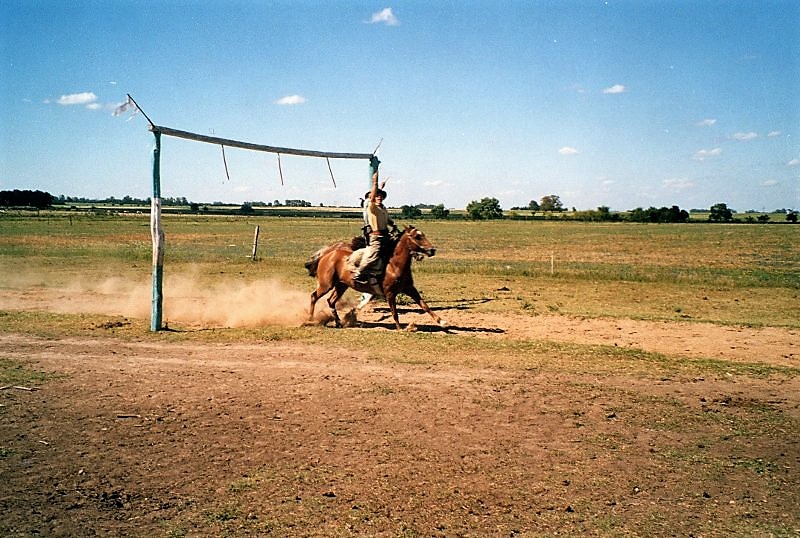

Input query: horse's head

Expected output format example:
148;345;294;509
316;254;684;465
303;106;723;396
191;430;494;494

403;225;436;257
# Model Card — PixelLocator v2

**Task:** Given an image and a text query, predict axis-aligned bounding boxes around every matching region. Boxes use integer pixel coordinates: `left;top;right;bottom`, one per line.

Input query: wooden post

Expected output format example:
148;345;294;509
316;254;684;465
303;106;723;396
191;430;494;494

150;131;164;331
251;225;260;260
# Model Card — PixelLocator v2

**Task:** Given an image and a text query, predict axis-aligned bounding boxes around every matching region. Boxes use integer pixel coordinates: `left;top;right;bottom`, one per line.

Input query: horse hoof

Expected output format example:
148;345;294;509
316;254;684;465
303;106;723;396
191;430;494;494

438;319;448;327
404;322;418;332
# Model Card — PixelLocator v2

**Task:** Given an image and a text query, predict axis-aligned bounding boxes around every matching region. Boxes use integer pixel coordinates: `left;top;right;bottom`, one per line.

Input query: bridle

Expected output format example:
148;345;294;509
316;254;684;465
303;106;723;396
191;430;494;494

404;228;436;257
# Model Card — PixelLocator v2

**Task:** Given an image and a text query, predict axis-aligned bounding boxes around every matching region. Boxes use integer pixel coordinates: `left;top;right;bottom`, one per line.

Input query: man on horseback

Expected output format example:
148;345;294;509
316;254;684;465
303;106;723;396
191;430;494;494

353;163;390;286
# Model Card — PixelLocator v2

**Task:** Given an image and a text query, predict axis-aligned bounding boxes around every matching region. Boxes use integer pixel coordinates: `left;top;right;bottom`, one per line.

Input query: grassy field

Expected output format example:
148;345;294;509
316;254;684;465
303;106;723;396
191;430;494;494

1;211;798;329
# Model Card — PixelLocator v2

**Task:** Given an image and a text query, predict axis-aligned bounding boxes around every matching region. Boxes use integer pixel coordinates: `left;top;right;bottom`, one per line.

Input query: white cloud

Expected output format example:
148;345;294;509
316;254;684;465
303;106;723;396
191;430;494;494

663;177;694;191
602;84;626;94
274;95;307;105
558;146;579;155
696;118;717;127
368;7;399;26
788;158;800;167
767;130;782;137
85;103;103;110
693;147;722;161
731;131;758;141
762;179;779;187
57;92;98;106
424;180;444;187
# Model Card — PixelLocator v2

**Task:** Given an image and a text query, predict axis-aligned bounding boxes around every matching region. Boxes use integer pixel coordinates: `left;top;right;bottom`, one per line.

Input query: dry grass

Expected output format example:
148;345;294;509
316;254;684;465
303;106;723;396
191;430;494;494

1;213;798;328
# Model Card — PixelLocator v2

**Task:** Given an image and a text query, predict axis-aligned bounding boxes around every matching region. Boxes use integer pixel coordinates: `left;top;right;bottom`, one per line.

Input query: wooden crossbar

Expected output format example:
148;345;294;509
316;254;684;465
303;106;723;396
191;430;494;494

151;125;374;160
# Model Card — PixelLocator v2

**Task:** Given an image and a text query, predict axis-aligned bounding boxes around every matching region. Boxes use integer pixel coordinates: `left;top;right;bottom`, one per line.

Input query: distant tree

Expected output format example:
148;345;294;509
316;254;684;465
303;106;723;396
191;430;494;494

627;207;648;223
540;194;564;213
709;203;733;222
189;203;200;212
596;206;612;221
466;197;503;220
239;203;255;214
757;214;771;223
528;200;540;211
661;205;690;223
626;205;689;223
430;204;450;219
0;189;54;209
787;212;798;223
400;205;422;218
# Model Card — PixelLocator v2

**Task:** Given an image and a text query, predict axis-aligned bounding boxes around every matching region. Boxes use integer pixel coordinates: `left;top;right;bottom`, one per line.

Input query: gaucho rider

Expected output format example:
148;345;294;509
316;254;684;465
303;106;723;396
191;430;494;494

354;157;391;286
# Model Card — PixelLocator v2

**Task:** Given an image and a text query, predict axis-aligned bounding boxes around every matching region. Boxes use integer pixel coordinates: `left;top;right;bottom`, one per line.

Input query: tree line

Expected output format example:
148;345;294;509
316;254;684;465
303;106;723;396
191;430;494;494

461;195;797;223
3;189;796;223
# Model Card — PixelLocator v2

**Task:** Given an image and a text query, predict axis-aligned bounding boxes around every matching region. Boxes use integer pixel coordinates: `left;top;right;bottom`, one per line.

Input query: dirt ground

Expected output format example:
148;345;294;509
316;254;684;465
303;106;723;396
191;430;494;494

1;293;799;536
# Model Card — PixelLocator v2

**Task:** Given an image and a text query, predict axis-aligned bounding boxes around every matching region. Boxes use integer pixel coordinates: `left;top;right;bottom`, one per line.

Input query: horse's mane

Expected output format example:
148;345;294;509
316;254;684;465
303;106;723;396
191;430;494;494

350;236;366;251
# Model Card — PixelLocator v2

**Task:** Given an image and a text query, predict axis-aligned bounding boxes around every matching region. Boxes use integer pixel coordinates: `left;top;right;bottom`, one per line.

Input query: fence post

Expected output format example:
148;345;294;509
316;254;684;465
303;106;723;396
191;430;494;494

251;225;260;260
150;131;164;331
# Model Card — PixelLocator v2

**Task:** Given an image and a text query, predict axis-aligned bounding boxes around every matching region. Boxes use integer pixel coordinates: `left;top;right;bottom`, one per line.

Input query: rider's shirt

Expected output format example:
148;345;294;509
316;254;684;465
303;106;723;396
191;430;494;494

367;200;389;233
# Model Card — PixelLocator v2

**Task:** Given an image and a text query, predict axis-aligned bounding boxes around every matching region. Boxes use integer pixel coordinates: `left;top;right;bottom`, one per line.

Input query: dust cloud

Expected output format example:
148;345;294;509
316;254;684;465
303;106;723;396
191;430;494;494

0;270;334;328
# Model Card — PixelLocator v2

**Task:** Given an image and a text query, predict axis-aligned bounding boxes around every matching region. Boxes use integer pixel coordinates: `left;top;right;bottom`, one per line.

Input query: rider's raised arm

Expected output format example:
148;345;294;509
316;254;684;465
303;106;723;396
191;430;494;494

369;171;379;202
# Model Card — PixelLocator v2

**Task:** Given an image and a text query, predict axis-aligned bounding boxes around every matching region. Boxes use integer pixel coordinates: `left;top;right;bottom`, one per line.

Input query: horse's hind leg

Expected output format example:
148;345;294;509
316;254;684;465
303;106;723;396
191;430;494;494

326;282;349;327
309;283;332;323
405;286;446;327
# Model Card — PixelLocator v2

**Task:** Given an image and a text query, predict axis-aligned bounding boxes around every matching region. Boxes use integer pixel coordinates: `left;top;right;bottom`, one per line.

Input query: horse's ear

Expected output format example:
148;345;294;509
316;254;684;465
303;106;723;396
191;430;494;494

404;225;413;232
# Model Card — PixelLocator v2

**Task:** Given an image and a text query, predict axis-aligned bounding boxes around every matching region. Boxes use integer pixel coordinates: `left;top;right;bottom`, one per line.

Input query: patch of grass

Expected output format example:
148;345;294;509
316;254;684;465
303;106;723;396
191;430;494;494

205;502;241;523
228;476;259;494
733;457;780;476
0;356;63;387
0;311;147;340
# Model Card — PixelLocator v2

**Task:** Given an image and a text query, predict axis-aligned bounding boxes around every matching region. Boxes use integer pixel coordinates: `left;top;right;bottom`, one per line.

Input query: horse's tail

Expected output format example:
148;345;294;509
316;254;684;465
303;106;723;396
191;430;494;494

305;246;328;277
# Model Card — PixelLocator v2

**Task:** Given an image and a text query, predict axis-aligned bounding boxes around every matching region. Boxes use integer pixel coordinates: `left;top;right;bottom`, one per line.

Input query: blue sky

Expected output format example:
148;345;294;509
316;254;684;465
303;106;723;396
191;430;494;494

2;1;798;212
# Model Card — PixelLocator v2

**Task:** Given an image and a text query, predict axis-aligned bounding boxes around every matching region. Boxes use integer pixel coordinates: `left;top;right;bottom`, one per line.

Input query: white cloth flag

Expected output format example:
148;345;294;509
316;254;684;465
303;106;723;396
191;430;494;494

113;96;139;120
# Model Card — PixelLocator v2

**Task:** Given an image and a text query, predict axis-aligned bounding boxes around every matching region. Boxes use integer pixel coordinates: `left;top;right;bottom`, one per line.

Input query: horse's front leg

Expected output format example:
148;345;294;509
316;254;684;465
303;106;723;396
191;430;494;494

385;291;403;330
405;286;446;327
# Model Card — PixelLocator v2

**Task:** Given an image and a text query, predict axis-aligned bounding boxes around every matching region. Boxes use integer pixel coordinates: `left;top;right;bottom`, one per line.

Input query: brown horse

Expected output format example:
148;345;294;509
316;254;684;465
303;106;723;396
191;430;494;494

305;226;446;329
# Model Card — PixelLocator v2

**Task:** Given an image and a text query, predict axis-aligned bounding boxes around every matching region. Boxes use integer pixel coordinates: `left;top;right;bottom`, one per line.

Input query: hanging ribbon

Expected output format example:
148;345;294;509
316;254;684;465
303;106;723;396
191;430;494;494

326;157;337;188
221;145;230;181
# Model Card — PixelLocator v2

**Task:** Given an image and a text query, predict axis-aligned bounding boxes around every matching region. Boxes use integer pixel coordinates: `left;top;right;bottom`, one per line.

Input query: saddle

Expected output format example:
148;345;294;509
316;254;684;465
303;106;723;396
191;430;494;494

345;233;397;278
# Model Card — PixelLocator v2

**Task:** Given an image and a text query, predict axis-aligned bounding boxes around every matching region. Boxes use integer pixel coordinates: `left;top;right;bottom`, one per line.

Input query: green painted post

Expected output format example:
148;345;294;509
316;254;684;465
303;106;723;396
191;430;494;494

150;130;164;331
